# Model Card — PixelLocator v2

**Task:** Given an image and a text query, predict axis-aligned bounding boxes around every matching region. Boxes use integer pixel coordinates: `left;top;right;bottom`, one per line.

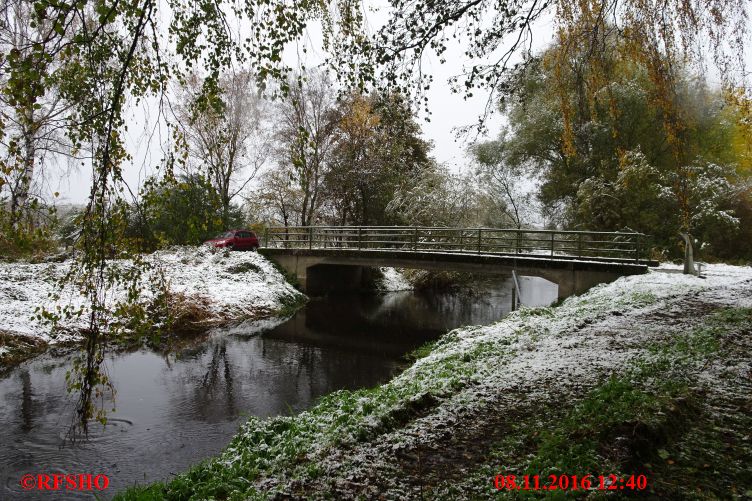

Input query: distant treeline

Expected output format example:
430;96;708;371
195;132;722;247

3;50;751;262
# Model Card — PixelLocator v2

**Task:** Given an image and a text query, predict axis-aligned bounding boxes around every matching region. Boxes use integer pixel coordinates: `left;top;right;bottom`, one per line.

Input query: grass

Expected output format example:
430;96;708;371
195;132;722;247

116;384;443;500
525;375;693;478
404;339;437;362
273;291;308;318
114;289;752;500
1;257;308;371
115;327;513;500
430;307;752;500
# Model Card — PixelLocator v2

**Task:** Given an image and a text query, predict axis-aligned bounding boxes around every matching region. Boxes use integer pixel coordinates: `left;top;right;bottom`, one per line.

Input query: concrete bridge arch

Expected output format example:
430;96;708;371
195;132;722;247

262;248;648;300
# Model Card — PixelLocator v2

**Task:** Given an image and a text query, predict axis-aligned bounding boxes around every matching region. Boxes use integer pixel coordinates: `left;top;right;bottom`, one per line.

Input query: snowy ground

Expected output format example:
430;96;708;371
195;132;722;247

121;262;752;499
378;267;413;292
0;246;302;348
292;264;752;497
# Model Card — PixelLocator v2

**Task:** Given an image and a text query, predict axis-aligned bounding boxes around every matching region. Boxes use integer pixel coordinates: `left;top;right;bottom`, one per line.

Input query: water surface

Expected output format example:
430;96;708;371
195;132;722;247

0;275;556;499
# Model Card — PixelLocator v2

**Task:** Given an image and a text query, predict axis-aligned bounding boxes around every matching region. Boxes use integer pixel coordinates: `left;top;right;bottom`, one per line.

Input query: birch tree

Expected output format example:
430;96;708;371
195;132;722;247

176;70;272;227
0;0;74;230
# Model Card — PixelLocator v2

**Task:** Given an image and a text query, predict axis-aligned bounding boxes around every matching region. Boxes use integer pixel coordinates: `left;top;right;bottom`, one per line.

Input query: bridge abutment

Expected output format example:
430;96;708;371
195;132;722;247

267;253;376;296
542;268;625;300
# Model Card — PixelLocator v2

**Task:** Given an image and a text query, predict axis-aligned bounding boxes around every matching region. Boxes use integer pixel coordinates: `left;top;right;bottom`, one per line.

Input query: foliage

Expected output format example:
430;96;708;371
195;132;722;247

323;91;433;225
386;165;472;226
477;42;752;257
0;0;335;430
0;0;76;232
248;165;302;228
0;0;747;432
0;199;58;260
322;0;748;137
257;81;434;227
57;206;84;248
401;268;482;291
271;71;339;227
134;173;244;249
387;163;518;228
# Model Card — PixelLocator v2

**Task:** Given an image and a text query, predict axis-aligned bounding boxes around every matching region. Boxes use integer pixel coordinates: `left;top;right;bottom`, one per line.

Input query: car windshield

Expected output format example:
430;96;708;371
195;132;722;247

216;231;234;239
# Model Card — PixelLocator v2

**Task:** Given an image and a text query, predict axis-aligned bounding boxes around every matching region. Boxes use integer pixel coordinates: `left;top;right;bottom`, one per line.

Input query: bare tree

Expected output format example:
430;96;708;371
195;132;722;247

175;69;272;226
274;71;338;226
476;165;538;229
249;166;301;228
472;134;539;228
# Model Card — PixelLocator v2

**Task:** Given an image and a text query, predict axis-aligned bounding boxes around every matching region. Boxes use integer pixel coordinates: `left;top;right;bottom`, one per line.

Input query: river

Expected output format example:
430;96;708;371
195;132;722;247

0;275;556;499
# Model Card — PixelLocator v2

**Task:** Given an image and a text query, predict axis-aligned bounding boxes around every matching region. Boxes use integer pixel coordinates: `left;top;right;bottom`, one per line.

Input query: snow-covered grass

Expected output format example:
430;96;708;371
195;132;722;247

0;246;303;358
152;246;302;320
117;263;752;500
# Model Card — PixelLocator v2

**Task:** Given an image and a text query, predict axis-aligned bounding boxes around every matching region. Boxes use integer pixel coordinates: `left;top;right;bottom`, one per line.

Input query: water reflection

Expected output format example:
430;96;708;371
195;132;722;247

0;276;556;499
20;370;34;433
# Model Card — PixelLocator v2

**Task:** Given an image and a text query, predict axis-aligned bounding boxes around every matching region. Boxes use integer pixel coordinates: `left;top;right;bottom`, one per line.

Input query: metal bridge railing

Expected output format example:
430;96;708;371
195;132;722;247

262;226;649;263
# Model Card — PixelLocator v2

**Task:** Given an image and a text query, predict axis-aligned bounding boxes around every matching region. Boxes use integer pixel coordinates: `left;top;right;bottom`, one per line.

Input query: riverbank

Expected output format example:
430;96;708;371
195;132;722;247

118;263;752;500
0;246;304;369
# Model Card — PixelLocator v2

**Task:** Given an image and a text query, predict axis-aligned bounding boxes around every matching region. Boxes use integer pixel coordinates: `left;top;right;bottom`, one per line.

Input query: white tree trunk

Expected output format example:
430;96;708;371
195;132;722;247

680;232;696;275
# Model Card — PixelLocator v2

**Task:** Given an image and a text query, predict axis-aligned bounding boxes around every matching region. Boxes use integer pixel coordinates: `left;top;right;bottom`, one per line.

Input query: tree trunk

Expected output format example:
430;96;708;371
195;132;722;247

680;232;695;275
11;110;37;229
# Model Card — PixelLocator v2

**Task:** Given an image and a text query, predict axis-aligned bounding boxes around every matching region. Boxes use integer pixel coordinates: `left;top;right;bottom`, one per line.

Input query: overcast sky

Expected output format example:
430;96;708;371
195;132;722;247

50;3;561;205
50;3;747;205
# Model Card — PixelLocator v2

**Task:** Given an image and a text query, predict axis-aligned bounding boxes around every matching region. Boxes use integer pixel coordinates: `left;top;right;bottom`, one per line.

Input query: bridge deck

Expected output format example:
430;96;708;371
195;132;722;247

260;226;654;299
260;247;651;274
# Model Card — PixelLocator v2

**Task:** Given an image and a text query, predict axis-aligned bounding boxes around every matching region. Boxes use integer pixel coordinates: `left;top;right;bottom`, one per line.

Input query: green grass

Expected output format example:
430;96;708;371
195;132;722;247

429;307;752;500
117;383;440;500
273;291;308;318
116;327;517;500
115;297;752;501
404;340;438;362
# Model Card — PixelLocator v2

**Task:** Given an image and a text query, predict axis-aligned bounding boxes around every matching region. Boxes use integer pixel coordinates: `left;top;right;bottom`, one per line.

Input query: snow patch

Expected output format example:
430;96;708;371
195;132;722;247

0;246;302;344
378;267;413;292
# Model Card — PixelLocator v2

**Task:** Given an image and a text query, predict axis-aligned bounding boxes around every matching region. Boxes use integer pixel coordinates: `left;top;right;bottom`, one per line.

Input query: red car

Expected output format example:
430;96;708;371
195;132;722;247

205;229;260;251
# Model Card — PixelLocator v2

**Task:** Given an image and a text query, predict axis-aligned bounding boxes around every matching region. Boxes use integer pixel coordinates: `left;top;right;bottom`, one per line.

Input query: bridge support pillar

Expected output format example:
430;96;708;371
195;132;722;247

263;252;374;295
549;269;625;301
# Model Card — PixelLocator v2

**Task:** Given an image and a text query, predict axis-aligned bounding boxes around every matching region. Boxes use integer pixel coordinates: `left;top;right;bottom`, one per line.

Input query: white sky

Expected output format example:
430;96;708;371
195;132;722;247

51;2;748;205
52;2;559;205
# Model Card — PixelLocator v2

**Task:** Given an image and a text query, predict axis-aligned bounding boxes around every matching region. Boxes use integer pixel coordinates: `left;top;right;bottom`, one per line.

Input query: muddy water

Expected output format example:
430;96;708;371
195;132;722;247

0;275;556;499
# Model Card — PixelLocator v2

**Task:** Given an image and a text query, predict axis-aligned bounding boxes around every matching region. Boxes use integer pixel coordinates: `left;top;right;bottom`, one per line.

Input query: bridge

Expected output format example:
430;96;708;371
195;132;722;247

260;226;654;300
